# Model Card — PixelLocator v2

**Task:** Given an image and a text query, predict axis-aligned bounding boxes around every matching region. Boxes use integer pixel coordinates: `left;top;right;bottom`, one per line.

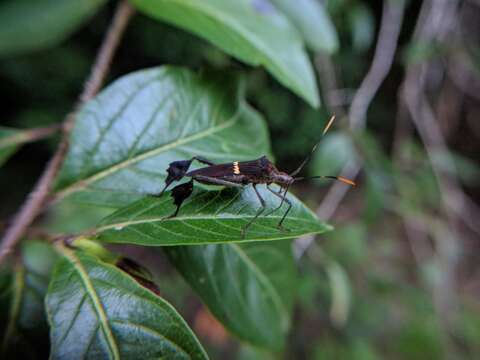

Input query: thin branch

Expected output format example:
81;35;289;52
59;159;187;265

79;0;135;106
0;124;61;149
295;0;407;258
0;1;135;264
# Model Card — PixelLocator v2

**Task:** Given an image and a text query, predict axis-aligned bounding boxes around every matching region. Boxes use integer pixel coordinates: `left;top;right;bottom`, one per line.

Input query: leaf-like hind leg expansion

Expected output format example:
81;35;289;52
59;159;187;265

167;179;194;218
241;184;266;238
265;184;292;232
156;157;216;197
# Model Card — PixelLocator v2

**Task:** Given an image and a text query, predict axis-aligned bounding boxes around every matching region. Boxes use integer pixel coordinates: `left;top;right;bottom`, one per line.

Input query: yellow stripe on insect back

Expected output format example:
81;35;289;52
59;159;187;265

233;161;240;174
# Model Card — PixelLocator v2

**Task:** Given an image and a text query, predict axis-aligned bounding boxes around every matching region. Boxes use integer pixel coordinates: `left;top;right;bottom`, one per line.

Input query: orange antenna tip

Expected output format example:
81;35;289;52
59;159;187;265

337;176;356;186
322;115;336;136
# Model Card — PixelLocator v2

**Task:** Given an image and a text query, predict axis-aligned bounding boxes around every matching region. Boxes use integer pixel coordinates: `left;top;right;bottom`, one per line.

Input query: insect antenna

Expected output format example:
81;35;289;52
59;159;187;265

289;115;336;177
294;175;356;186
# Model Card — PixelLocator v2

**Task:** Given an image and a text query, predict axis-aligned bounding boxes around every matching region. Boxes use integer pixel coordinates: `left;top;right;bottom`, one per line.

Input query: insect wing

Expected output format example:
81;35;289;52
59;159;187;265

237;157;272;176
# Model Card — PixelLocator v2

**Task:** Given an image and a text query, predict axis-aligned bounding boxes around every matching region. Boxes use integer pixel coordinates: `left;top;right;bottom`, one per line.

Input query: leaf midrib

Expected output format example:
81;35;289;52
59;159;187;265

96;258;209;360
54;109;241;202
62;249;120;360
97;213;320;233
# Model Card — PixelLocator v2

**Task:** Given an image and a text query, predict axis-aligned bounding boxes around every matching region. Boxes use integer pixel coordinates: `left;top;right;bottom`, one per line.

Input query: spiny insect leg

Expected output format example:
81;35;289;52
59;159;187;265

241;184;266;238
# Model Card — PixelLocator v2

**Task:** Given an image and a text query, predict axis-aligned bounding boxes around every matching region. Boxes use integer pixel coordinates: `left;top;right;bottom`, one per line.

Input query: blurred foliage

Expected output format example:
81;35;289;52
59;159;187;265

0;0;479;359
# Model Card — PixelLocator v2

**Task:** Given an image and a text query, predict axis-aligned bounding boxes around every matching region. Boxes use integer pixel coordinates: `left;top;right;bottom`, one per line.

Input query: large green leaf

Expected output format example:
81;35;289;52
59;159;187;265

0;0;107;57
95;186;331;245
45;248;208;360
1;241;57;358
270;0;338;53
55;66;271;208
166;241;296;350
129;0;319;107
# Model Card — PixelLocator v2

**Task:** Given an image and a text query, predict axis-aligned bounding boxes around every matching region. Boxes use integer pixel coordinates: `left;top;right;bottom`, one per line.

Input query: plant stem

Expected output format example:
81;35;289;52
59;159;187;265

0;0;135;265
0;123;61;149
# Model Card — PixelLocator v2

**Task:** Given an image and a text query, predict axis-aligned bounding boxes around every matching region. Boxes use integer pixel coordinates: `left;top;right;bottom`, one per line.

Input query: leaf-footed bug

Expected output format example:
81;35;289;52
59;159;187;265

155;116;355;237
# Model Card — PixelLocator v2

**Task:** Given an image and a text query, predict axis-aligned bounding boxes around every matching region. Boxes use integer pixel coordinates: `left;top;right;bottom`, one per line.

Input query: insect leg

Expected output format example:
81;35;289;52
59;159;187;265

241;184;266;238
192;156;215;166
166;179;194;218
156;156;217;197
265;185;292;231
277;197;292;231
192;175;243;188
264;184;290;216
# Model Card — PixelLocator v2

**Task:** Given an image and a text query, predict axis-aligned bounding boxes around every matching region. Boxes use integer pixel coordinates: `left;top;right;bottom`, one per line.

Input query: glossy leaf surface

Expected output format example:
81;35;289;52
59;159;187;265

166;241;296;350
46;248;208;360
96;186;331;245
130;0;319;107
56;67;270;207
0;0;107;57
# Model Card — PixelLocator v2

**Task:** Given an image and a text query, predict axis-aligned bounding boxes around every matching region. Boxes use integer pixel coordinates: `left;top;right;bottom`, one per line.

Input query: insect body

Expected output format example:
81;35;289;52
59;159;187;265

156;116;355;237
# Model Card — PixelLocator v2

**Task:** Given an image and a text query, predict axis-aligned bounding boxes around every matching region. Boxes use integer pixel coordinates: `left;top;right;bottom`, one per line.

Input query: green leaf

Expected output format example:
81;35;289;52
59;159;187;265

166;241;296;350
129;0;319;107
55;66;271;208
46;247;208;360
309;133;355;179
0;0;107;57
270;0;338;53
96;186;331;245
1;241;57;358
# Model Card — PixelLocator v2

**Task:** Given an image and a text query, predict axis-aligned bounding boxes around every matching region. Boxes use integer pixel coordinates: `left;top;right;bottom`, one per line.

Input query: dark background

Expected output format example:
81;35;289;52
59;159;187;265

1;0;480;358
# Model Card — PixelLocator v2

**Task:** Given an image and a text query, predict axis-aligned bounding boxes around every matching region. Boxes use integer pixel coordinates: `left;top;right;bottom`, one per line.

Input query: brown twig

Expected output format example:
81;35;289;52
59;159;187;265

295;0;407;258
0;123;62;149
0;1;135;264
